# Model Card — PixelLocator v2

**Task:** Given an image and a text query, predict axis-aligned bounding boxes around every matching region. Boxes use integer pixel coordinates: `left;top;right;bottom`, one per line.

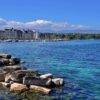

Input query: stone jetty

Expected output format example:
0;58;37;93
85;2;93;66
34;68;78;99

0;53;64;95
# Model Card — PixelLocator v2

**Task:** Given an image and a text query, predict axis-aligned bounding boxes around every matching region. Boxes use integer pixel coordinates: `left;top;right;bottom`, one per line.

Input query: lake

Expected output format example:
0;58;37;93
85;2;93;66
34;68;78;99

0;40;100;100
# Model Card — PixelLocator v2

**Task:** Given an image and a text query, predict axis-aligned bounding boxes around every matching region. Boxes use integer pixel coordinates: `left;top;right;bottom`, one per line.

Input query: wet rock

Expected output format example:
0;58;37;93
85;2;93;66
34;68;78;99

30;85;51;94
10;58;20;65
5;70;38;83
0;82;10;87
0;72;7;82
0;60;4;66
23;75;52;87
0;59;10;67
10;83;28;92
3;65;26;73
5;73;14;83
52;78;64;86
40;73;53;79
0;83;8;90
0;54;11;59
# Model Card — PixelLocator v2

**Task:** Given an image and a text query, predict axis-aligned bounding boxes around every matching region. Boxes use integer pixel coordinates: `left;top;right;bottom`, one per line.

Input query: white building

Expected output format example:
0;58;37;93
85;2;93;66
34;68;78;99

0;28;39;40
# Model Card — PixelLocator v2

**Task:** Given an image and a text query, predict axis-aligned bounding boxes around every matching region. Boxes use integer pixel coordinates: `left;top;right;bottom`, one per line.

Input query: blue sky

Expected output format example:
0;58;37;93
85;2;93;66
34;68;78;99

0;0;100;32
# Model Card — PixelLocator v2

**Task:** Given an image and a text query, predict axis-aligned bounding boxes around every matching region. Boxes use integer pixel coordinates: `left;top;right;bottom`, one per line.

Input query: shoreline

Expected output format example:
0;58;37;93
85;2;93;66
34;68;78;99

0;38;99;43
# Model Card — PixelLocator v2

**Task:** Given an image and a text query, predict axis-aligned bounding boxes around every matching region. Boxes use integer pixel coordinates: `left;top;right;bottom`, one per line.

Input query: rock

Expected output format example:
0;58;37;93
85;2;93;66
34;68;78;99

0;59;10;67
0;72;7;82
5;70;38;83
0;82;8;90
0;54;11;59
0;60;4;66
5;73;13;83
23;75;52;87
0;82;10;87
3;65;26;73
10;83;28;92
52;78;64;86
21;61;26;64
30;85;51;94
40;73;53;79
10;57;20;65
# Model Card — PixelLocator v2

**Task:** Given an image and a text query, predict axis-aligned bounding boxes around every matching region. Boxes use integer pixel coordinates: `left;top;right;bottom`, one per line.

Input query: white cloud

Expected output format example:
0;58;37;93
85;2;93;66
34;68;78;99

0;18;88;32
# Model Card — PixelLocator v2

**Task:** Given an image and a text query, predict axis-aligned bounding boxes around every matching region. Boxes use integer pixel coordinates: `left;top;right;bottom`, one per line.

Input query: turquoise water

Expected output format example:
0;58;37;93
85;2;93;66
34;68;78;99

0;40;100;100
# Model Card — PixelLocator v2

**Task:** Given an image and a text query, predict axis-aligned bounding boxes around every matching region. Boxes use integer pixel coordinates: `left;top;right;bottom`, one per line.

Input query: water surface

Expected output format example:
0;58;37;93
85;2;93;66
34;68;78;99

0;40;100;100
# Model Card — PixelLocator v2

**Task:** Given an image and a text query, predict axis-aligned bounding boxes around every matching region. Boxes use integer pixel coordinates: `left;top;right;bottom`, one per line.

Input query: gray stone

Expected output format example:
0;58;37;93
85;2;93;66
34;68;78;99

0;54;11;59
3;65;26;73
40;73;53;79
52;78;64;86
0;72;7;82
23;75;52;87
0;59;10;67
10;57;20;65
5;70;38;83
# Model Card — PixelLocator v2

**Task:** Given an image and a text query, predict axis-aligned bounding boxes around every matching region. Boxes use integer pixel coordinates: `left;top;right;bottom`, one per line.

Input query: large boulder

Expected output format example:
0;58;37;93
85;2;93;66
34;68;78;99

23;75;52;87
0;59;10;67
5;73;13;83
10;57;20;65
0;60;4;67
0;71;7;82
3;65;26;73
52;78;64;86
40;73;53;79
0;54;11;59
10;83;28;92
30;85;51;94
5;70;38;83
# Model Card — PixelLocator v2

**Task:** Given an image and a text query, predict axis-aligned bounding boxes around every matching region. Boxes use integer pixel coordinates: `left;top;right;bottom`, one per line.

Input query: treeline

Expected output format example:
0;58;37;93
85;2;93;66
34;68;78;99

38;33;100;40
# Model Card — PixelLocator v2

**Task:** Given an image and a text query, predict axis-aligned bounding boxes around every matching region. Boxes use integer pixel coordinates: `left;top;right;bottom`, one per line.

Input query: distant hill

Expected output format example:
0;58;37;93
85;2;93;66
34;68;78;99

39;29;100;34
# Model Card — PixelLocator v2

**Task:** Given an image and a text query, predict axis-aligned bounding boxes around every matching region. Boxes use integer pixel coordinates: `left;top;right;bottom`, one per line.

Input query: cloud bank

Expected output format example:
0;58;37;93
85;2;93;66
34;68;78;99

0;18;88;32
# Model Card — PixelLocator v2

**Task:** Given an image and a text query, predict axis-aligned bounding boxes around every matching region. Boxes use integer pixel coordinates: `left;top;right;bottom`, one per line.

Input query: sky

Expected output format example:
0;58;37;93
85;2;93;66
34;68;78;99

0;0;100;32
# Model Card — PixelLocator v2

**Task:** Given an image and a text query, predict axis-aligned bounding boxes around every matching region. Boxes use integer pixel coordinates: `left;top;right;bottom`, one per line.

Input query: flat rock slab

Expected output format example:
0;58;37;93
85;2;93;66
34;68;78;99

52;78;64;86
30;85;51;94
3;65;26;73
0;54;11;59
40;73;53;79
23;76;52;87
5;70;38;83
10;83;28;92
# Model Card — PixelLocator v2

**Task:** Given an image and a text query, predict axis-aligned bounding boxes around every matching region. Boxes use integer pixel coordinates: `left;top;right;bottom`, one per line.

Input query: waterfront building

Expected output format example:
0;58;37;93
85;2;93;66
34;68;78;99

0;28;39;40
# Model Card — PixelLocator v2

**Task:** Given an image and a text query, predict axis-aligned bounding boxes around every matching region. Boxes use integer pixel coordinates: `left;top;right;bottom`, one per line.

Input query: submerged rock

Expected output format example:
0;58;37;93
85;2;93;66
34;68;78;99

30;85;51;94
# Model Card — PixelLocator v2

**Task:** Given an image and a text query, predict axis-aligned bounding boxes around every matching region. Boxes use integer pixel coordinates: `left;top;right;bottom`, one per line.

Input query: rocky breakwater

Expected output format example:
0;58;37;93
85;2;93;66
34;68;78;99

0;53;64;95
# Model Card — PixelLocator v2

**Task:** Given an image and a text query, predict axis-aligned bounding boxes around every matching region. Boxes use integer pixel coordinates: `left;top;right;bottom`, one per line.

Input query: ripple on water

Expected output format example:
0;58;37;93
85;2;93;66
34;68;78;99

0;40;100;99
